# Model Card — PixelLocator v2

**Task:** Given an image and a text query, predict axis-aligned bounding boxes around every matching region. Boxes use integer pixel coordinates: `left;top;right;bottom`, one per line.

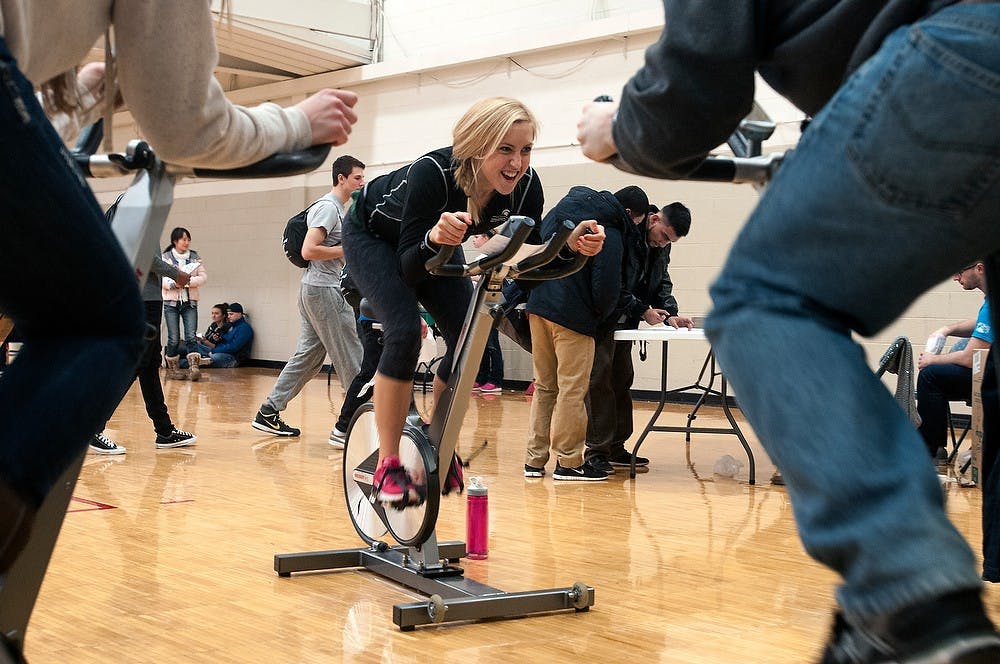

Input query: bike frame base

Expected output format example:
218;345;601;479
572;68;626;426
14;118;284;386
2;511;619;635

274;542;595;630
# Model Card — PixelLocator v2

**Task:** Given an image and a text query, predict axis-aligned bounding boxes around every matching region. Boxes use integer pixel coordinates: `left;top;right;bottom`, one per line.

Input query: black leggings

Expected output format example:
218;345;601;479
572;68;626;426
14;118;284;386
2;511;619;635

343;216;472;382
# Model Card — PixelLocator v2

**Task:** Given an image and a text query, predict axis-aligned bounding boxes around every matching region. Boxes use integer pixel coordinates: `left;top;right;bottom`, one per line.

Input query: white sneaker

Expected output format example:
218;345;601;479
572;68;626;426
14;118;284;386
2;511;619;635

328;426;347;449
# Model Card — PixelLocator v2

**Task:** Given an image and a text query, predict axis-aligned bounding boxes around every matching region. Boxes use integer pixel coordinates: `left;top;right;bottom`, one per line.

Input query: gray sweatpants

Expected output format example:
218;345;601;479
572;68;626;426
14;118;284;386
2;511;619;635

264;282;362;412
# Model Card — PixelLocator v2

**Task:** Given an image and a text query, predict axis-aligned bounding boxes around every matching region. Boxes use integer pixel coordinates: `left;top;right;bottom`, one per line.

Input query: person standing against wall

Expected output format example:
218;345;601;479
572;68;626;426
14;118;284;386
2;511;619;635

162;226;207;380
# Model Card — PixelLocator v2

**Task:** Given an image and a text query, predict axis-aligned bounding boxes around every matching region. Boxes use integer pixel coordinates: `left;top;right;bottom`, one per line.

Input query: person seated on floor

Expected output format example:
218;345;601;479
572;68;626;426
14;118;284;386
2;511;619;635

917;260;992;462
199;302;232;349
181;302;253;373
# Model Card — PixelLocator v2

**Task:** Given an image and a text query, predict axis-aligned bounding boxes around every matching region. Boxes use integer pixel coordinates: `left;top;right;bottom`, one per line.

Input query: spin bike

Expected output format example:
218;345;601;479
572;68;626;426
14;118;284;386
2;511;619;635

0;122;329;664
274;216;597;630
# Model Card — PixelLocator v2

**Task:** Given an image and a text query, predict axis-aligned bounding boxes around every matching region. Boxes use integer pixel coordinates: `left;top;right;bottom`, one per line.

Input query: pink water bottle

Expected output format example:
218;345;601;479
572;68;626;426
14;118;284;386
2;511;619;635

466;477;489;560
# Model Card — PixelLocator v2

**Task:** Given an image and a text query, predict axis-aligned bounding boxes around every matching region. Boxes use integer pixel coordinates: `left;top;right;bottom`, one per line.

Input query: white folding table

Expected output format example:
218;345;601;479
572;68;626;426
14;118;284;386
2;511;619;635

614;328;755;484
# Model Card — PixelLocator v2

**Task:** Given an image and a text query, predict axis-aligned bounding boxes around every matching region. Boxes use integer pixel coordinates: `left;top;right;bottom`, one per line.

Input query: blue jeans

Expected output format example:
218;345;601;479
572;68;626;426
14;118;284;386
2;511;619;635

179;342;238;368
163;300;197;357
0;39;145;506
705;3;1000;622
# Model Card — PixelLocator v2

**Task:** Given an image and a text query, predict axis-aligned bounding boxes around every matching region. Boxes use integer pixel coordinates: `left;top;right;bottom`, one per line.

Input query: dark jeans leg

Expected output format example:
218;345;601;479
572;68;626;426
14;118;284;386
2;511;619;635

138;301;173;435
982;350;1000;581
476;327;503;385
916;363;973;455
611;338;636;453
0;41;145;506
586;328;618;458
336;320;383;431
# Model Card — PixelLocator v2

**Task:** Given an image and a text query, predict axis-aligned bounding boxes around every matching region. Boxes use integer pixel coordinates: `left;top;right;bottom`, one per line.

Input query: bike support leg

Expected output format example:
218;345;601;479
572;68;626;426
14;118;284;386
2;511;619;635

274;537;594;630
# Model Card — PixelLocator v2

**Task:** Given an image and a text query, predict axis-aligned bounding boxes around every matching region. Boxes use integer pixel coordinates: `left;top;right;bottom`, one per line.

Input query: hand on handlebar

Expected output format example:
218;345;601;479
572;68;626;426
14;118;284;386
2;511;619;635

576;100;619;163
295;89;359;147
568;220;605;256
429;212;473;246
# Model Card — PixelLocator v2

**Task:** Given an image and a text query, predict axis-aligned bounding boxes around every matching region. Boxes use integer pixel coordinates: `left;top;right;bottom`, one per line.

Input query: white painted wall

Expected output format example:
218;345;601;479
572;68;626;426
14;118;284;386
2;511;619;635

89;1;980;395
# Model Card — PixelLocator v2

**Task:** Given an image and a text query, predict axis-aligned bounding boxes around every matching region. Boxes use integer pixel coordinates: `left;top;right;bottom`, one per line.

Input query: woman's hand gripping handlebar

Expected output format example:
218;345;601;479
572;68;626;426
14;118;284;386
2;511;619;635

423;215;590;282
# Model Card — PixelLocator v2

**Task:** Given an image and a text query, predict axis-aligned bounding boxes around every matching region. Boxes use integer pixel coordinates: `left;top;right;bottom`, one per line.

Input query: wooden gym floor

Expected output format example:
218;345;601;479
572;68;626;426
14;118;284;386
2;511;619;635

22;367;1000;662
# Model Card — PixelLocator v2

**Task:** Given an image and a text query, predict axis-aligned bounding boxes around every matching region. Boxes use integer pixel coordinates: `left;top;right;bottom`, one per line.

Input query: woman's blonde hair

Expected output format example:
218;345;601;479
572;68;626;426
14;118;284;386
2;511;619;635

452;97;538;219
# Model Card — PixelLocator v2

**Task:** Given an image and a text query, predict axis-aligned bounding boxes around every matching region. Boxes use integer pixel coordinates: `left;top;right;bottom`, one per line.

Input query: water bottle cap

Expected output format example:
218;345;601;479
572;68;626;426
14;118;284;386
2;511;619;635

468;476;487;496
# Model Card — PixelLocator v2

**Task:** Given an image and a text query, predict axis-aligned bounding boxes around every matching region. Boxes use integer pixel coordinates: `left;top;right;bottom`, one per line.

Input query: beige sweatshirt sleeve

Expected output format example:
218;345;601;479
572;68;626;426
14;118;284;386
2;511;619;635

112;1;312;168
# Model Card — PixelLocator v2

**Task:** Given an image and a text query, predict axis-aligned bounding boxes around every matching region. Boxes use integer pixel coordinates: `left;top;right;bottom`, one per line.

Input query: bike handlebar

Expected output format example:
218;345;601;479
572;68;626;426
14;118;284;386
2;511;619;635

683;153;785;185
511;220;587;281
424;215;587;281
425;216;536;277
71;121;332;181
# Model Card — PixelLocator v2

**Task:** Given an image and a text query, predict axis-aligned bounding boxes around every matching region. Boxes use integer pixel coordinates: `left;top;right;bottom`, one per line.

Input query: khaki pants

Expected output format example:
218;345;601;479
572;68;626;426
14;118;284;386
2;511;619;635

526;315;595;469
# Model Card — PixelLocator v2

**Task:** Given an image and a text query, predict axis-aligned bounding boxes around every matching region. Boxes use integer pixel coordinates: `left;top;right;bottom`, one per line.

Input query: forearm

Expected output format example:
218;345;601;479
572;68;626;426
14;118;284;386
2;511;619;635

613;1;756;178
301;244;345;261
935;319;976;338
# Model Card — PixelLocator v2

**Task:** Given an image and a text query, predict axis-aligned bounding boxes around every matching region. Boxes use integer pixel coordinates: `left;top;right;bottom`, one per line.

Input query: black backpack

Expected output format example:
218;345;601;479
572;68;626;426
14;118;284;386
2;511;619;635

282;201;320;268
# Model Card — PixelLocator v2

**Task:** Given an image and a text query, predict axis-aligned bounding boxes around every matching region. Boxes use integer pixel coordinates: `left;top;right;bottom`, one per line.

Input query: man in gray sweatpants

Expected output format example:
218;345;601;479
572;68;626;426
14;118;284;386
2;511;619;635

252;156;366;436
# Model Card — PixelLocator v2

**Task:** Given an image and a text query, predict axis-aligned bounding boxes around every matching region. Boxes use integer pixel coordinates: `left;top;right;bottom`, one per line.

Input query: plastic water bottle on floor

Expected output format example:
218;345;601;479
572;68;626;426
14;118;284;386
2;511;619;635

466;477;489;560
713;454;743;478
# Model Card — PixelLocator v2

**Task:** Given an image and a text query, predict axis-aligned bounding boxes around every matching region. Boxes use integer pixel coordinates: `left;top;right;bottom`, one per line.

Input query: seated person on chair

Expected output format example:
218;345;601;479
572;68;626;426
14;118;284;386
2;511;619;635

917;260;992;461
584;197;694;474
183;302;253;369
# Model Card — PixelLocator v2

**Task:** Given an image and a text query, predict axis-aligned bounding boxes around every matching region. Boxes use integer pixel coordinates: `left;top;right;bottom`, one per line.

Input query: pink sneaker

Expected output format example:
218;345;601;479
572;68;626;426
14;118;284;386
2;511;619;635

443;453;465;495
479;382;502;394
373;456;423;506
472;382;482;392
525;380;535;396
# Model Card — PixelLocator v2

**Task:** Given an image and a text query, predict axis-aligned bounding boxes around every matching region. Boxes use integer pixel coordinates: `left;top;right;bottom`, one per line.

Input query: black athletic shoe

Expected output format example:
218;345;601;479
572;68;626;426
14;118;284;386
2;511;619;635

524;464;545;478
89;432;126;455
155;428;197;449
820;590;1000;664
553;461;608;481
252;408;300;437
607;449;649;467
586;455;615;474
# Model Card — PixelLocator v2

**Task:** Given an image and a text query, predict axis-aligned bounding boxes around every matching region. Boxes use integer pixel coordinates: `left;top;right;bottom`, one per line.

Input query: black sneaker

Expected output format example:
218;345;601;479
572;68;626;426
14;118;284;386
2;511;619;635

524;464;545;478
89;432;126;455
553;461;608;481
586;455;614;474
155;428;197;449
252;408;300;437
608;449;648;467
820;590;1000;664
